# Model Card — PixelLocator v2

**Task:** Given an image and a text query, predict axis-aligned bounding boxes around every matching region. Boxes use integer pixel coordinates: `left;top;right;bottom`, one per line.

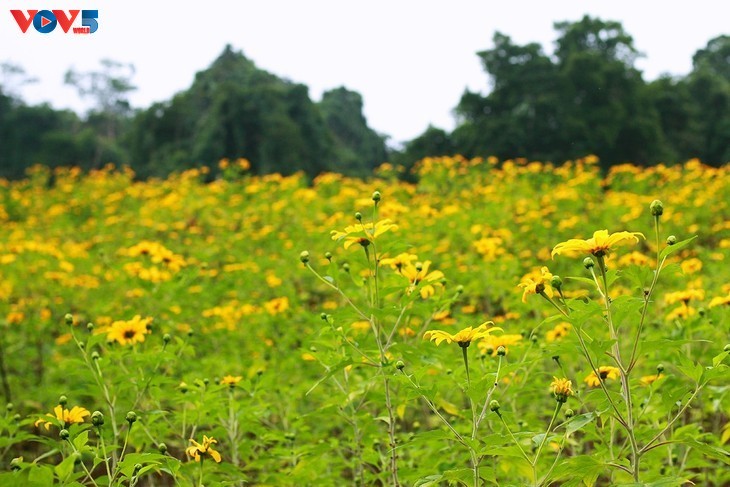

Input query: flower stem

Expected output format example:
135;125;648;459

532;401;562;485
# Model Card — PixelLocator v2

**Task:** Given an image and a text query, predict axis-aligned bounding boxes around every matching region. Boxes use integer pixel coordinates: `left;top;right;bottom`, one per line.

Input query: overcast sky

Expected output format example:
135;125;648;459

2;1;728;145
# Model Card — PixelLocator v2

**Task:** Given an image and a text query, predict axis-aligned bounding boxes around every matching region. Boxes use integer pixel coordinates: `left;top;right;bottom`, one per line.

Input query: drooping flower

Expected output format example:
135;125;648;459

186;435;222;463
35;405;90;431
106;315;152;345
400;260;445;299
330;219;398;249
550;377;574;402
517;266;554;303
552;230;644;258
424;322;501;348
584;366;621;387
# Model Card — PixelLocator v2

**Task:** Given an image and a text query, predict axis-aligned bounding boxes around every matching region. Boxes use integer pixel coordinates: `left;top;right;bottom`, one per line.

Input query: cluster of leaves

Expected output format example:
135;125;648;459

0;46;387;181
0;156;728;485
395;18;730;171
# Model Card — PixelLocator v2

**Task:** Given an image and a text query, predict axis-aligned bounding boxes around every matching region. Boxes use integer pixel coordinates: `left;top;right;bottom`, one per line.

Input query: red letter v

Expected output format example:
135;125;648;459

11;10;38;33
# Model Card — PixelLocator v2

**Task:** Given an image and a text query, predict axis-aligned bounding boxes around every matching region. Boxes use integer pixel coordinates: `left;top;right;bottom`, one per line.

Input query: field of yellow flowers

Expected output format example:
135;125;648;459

0;156;728;486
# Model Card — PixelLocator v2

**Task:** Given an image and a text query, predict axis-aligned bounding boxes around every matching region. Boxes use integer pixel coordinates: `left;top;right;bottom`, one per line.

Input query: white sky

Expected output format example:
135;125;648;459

2;1;729;145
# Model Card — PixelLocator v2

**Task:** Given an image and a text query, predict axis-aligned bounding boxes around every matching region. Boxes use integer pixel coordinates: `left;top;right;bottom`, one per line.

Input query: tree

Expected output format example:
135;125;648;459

452;16;665;169
319;87;388;175
64;59;136;167
393;125;454;171
0;62;37;101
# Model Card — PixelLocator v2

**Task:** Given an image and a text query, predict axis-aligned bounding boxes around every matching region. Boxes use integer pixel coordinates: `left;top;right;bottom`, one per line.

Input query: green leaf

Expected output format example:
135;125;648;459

28;465;54;486
674;353;704;384
305;358;353;395
712;351;729;368
659;235;698;261
54;454;76;481
414;474;444;487
72;430;89;451
564;411;597;435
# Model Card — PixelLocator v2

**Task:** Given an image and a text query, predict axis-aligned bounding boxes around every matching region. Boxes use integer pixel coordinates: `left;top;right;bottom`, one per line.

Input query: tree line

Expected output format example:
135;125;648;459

1;16;728;180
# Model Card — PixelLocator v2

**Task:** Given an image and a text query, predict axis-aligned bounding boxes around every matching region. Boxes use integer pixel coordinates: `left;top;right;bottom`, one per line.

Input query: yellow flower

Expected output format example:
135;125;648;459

424;322;501;348
546;322;571;342
400;261;445;299
186;435;222;463
379;252;418;271
517;266;554;303
477;334;523;356
665;289;705;304
330;219;398;249
680;258;703;275
709;293;730;308
550;377;573;402
264;296;289;315
35;405;90;430
552;230;644;258
107;315;152;345
584;366;621;387
220;375;242;387
640;373;665;386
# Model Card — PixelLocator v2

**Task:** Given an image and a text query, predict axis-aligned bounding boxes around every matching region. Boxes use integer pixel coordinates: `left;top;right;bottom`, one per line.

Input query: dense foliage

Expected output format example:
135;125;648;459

0;157;728;485
2;17;730;179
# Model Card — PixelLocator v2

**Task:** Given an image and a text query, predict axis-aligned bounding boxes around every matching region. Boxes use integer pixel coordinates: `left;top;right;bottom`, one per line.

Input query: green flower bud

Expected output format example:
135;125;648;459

565;408;575;419
125;411;137;425
91;411;104;427
10;457;22;471
372;191;381;203
59;429;70;440
489;400;500;413
667;235;677;245
158;442;168;454
58;395;67;407
163;333;171;344
656;363;664;373
203;378;209;386
456;285;464;294
342;263;350;273
299;250;310;265
324;251;332;261
650;199;664;217
91;351;100;361
320;312;328;321
6;402;13;412
395;360;405;371
64;313;73;326
13;413;20;422
497;346;507;357
551;275;562;290
583;257;594;269
355;212;362;222
87;322;94;331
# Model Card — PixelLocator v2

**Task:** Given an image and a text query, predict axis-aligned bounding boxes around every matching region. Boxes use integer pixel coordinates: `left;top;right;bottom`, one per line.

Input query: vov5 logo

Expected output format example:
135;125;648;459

11;9;98;34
